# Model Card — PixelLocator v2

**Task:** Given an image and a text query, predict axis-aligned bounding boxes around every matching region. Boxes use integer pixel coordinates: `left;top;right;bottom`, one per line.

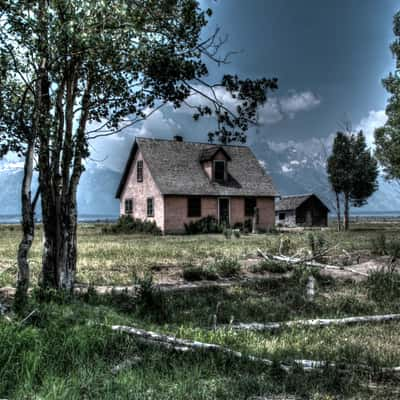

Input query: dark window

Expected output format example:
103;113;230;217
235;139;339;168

137;160;143;182
188;197;201;217
125;198;133;214
245;197;257;217
214;160;225;181
147;198;154;217
279;212;285;220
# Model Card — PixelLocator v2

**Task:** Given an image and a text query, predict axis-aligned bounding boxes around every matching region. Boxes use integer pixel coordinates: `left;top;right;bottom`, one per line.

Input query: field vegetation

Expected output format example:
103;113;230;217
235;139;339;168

1;221;400;399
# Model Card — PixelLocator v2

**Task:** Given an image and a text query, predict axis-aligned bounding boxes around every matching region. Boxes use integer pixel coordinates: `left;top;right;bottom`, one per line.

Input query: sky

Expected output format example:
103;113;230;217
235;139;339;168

2;0;397;173
82;0;398;172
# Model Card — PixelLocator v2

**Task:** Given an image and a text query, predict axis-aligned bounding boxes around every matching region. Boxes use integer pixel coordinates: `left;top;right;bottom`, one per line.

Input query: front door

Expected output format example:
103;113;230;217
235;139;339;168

219;198;230;226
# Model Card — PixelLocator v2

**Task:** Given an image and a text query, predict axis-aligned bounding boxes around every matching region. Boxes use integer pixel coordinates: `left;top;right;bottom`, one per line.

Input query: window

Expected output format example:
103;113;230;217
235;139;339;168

187;197;201;217
214;160;225;181
125;198;133;214
245;197;257;217
137;160;143;182
147;198;154;217
279;212;285;221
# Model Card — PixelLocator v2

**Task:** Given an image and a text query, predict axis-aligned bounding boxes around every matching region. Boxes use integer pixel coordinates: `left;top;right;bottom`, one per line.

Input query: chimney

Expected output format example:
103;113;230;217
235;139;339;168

173;135;183;142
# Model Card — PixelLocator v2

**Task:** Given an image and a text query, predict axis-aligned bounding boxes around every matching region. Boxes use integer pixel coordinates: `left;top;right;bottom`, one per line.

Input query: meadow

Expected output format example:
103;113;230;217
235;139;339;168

1;222;400;399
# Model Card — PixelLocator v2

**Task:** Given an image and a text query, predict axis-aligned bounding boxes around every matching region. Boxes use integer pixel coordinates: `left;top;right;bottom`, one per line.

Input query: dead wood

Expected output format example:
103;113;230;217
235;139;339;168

227;313;400;332
257;249;368;277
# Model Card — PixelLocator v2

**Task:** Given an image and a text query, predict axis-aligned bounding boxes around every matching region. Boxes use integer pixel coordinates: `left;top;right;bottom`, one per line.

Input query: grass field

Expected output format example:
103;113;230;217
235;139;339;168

1;222;400;399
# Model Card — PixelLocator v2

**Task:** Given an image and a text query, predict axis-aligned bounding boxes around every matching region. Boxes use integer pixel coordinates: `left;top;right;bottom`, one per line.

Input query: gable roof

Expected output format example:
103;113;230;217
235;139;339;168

199;146;232;162
116;137;277;198
275;194;330;212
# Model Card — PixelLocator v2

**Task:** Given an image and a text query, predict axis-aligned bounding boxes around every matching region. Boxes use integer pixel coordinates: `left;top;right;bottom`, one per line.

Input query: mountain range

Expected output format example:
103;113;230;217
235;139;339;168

1;138;399;218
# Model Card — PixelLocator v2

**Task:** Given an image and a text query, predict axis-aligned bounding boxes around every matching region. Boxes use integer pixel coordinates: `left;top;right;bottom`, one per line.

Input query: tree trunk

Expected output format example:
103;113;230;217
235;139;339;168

15;140;36;311
343;192;350;231
335;191;341;232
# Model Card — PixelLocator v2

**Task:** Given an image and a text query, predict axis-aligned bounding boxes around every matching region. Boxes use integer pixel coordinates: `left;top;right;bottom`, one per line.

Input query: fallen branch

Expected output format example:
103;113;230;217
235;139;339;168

112;324;337;372
227;313;400;332
257;249;368;277
112;324;400;375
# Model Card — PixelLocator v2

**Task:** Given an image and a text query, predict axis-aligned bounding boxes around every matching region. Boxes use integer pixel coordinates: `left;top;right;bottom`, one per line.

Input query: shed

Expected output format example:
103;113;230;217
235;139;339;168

275;194;329;227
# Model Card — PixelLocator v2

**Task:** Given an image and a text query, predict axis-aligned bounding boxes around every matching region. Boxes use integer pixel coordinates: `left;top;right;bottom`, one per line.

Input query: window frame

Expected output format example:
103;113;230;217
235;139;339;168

213;160;226;181
124;198;133;214
147;197;154;217
187;196;202;218
137;160;143;182
244;197;257;217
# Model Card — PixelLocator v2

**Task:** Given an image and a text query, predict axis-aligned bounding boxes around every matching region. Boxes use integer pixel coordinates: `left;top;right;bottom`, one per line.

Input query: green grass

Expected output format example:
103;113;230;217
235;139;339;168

2;222;400;398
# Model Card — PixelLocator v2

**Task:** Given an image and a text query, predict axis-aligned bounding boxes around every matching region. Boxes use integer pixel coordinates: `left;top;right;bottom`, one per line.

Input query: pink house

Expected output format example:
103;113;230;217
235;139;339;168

116;136;277;233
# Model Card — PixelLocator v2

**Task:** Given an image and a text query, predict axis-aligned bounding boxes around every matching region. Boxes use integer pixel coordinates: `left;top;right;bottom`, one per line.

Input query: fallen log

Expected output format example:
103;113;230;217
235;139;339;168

112;324;400;375
227;313;400;332
256;249;368;277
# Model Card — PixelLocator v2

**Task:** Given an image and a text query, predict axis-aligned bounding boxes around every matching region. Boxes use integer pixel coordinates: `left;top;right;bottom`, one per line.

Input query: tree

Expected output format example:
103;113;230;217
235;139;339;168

0;1;278;293
374;11;400;180
327;131;378;231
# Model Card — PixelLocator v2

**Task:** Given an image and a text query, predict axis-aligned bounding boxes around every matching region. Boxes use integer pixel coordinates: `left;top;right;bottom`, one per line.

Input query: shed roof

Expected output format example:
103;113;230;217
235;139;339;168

116;137;277;198
275;194;330;212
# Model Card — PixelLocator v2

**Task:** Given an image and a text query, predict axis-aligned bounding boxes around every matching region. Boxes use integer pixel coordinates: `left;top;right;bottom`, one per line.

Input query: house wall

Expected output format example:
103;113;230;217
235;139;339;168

120;149;165;231
275;210;296;227
164;196;218;233
164;196;275;233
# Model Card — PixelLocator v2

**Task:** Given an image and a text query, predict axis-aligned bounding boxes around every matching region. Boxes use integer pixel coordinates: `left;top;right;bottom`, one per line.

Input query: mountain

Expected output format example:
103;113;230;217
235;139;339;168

0;163;120;217
1;138;400;218
253;138;400;212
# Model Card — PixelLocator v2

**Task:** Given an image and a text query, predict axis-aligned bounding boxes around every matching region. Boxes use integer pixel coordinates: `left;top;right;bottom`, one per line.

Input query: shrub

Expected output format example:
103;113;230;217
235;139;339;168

308;233;327;260
182;265;219;281
103;215;161;235
211;257;241;277
366;269;400;302
251;259;292;274
233;219;252;233
370;233;387;256
233;229;241;239
223;228;232;239
184;216;223;234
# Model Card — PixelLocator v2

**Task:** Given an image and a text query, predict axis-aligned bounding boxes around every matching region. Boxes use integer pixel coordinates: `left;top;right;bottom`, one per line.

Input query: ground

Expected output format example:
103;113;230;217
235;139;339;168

1;222;400;399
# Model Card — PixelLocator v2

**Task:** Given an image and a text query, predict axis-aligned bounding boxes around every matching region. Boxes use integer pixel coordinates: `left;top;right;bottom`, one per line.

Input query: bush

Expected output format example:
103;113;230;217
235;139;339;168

251;259;292;274
182;265;219;281
233;219;252;233
184;216;223;234
366;269;400;302
308;233;327;260
211;257;241;277
370;233;387;256
103;215;161;235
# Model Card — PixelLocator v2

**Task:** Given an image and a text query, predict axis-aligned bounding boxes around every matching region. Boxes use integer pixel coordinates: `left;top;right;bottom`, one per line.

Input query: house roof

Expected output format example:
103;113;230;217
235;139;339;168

199;146;232;162
275;194;330;212
116;137;277;198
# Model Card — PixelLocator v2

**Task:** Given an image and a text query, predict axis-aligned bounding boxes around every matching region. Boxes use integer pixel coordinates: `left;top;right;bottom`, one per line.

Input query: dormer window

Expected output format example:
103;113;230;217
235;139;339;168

214;160;225;181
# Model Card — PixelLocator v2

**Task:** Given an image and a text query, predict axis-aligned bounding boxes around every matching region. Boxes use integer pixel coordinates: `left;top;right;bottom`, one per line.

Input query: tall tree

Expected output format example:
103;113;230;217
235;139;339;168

327;131;378;231
0;1;278;293
375;11;400;180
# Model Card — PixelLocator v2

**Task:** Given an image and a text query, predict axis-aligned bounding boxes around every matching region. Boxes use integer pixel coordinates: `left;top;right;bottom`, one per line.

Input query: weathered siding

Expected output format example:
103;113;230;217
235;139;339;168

164;196;275;233
164;196;218;234
276;210;296;227
120;149;164;231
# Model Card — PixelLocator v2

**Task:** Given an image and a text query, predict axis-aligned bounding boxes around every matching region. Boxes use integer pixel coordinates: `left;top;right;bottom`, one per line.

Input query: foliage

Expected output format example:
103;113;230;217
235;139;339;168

251;259;292;274
233;219;252;233
367;269;400;302
102;215;161;235
374;11;400;180
327;131;378;229
182;265;218;281
184;216;223;234
210;257;240;277
307;233;327;261
370;233;388;256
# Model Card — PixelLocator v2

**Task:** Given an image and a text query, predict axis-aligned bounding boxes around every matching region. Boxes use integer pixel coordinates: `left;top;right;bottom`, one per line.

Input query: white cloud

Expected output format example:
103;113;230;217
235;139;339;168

280;91;321;118
355;110;387;149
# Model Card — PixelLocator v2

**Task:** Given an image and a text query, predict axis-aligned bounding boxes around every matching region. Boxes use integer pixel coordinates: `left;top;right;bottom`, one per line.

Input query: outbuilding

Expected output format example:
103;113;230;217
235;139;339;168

275;194;329;227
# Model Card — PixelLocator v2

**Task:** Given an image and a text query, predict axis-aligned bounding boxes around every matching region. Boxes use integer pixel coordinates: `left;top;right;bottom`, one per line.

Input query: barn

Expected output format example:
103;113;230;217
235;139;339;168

275;194;329;227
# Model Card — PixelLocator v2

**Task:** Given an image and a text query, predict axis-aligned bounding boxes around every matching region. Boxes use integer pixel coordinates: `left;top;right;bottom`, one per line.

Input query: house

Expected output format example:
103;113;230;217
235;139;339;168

116;136;277;233
275;194;329;227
